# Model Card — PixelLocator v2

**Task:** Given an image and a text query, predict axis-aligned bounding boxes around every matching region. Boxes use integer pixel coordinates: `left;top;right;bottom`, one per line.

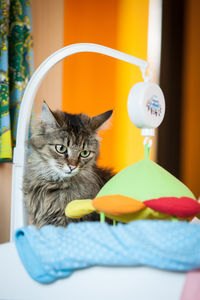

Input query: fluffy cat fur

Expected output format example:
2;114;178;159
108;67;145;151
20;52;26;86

23;102;114;228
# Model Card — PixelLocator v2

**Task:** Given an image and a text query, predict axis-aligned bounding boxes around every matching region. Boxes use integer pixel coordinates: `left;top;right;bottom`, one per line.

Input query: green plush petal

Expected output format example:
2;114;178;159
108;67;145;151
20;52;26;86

97;159;196;202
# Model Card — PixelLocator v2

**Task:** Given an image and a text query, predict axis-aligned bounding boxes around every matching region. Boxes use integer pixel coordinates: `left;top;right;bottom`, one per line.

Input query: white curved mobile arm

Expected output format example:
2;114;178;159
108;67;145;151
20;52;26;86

15;43;148;165
10;43;149;241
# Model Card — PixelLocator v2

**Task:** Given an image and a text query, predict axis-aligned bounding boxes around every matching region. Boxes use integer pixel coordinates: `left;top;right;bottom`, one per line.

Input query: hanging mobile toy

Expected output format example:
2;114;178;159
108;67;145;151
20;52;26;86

65;45;198;224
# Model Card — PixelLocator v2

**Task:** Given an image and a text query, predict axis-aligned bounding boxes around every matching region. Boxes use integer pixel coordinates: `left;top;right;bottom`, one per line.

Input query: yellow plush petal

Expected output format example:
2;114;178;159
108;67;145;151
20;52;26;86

105;207;173;223
65;199;95;219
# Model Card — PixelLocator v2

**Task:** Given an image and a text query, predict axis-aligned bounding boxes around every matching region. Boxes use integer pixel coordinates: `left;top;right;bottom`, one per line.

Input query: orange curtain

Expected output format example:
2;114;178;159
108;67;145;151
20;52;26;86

63;0;149;171
63;0;118;169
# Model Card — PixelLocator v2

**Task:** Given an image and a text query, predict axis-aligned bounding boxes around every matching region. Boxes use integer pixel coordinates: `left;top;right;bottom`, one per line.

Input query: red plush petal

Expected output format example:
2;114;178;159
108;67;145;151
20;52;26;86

144;197;200;218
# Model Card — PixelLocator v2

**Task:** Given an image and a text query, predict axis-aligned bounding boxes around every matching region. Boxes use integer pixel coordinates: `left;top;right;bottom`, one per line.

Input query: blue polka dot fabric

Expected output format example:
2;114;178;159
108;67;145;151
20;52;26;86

15;220;200;283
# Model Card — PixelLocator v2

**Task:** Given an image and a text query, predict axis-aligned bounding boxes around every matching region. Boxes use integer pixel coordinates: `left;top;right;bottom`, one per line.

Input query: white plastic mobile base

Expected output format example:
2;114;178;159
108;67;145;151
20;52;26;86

0;243;186;300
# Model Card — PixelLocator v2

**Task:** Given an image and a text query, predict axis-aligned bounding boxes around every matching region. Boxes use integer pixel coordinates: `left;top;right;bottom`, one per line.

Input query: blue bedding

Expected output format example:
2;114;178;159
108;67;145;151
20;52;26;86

15;220;200;283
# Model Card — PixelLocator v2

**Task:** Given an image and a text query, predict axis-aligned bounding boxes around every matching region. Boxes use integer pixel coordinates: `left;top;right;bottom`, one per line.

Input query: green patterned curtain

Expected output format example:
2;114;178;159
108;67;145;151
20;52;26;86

0;0;33;162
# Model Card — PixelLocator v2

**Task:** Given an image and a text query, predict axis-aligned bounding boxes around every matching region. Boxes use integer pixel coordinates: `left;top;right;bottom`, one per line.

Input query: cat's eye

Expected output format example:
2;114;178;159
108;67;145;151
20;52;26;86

80;150;90;158
55;144;67;154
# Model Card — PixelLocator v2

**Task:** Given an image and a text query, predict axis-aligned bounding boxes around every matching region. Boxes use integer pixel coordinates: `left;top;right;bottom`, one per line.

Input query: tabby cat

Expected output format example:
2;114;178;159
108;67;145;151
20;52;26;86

23;102;114;228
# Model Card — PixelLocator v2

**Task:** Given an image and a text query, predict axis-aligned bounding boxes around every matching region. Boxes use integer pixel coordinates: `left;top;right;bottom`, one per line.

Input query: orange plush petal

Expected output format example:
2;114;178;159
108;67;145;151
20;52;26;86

93;195;145;216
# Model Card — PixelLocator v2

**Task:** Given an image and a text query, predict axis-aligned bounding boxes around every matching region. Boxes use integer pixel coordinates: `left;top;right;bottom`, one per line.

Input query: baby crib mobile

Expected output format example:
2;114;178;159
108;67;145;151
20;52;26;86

10;43;198;241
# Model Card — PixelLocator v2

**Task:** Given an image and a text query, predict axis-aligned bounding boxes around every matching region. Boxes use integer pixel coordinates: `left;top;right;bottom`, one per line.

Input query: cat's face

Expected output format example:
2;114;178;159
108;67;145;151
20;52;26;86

38;127;99;179
29;102;112;180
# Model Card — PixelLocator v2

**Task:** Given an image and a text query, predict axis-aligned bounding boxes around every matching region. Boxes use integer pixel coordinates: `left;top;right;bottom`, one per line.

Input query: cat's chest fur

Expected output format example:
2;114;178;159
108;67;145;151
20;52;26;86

54;173;101;200
23;166;105;227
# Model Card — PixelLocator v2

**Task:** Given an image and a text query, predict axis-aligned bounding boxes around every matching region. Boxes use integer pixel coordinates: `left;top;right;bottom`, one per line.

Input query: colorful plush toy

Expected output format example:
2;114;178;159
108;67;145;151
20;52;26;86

65;142;199;223
65;81;198;224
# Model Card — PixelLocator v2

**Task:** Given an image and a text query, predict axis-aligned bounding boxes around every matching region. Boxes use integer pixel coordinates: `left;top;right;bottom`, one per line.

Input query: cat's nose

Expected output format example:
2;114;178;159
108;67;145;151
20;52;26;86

69;165;77;171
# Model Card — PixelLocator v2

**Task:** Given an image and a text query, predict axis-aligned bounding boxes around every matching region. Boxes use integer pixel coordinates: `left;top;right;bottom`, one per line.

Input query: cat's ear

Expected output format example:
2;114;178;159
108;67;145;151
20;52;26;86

91;110;113;131
41;101;60;127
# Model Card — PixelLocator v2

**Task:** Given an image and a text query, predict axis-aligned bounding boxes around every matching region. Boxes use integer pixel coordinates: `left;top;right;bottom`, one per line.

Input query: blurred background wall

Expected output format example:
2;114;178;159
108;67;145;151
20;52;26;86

181;0;200;199
158;0;200;198
0;0;199;243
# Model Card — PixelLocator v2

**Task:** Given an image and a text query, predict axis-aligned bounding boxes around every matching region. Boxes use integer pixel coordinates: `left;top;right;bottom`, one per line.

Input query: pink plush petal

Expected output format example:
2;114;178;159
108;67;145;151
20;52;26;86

144;197;200;218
